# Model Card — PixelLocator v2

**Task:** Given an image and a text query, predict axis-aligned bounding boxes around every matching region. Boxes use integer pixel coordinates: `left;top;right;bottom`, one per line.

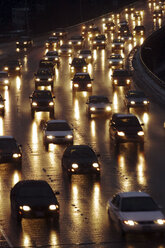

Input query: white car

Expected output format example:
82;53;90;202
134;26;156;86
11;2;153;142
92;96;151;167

0;71;10;89
43;120;73;149
86;95;112;118
107;191;165;234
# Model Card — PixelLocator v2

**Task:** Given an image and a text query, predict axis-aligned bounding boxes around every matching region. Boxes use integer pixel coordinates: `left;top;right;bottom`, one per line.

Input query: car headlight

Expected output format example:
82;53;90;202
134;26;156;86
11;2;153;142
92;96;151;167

87;83;92;87
137;131;144;136
46;43;49;46
102;41;105;44
123;220;138;226
20;205;31;211
109;61;112;64
117;131;125;136
16;42;19;44
127;79;130;83
154;219;165;225
16;67;20;71
92;162;99;168
36;78;40;81
66;134;73;139
44;57;48;60
130;101;135;104
4;80;9;84
106;106;111;111
48;78;53;81
72;163;78;169
78;41;81;45
120;61;123;64
49;204;59;210
69;49;72;53
90;107;96;111
13;153;21;158
143;100;149;104
32;102;37;106
114;79;118;84
0;104;4;108
23;41;27;45
79;55;83;58
69;41;72;45
71;66;74;70
74;83;79;87
88;56;92;59
49;102;54;106
93;41;96;44
47;135;53;139
4;67;8;71
55;58;58;61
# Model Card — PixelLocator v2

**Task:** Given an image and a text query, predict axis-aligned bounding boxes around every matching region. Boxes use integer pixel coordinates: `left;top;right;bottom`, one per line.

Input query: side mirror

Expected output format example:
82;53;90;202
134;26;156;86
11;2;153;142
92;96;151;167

54;191;60;195
29;96;32;99
141;123;144;126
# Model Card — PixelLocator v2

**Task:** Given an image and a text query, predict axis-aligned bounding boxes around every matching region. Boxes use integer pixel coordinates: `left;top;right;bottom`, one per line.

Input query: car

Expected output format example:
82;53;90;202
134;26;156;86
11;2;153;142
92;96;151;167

153;9;163;20
112;69;132;90
109;113;144;148
44;51;60;66
0;94;5;116
103;22;116;32
70;58;87;74
16;36;33;52
81;23;95;38
0;136;22;167
58;44;73;56
118;32;133;42
61;145;100;177
71;72;93;92
45;36;60;49
125;90;150;111
10;180;60;223
86;95;112;118
78;49;93;62
118;23;130;36
3;59;22;76
92;34;106;49
108;54;124;68
132;11;143;22
107;191;165;235
52;28;67;40
34;68;54;90
0;71;10;89
68;35;84;48
111;39;125;53
88;26;101;39
43;120;73;149
39;59;55;75
29;90;55;118
133;25;145;36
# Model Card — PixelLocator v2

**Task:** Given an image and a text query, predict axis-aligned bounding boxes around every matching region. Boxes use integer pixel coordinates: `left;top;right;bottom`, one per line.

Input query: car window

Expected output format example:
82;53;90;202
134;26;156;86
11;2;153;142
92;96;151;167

70;147;95;158
112;195;120;208
89;97;109;103
116;117;140;127
47;122;71;131
33;91;52;98
120;197;159;212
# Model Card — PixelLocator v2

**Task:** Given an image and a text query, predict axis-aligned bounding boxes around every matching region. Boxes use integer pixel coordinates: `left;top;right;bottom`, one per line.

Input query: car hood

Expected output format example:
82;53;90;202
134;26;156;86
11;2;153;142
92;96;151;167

128;97;147;102
45;130;73;136
119;211;164;221
89;103;109;107
70;158;98;164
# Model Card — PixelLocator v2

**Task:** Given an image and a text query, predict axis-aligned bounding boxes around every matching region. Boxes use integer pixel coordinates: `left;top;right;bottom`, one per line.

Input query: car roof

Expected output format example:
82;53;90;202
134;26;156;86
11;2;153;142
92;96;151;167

89;95;108;99
74;72;89;76
65;144;92;150
112;113;135;118
117;191;150;198
13;180;51;189
0;136;15;139
47;120;67;124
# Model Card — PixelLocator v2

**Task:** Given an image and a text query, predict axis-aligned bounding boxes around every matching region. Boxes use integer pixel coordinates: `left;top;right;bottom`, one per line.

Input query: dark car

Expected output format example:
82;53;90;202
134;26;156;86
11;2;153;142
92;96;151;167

39;59;55;75
71;72;93;92
44;51;60;66
34;68;54;90
59;44;73;56
109;113;144;148
0;136;22;166
61;145;100;177
10;180;60;223
29;90;55;118
70;58;87;74
45;36;60;49
3;60;22;76
104;22;115;32
112;69;132;90
69;35;84;48
52;28;67;40
133;25;145;36
125;90;150;111
0;71;10;89
16;36;33;52
0;94;5;116
92;34;106;49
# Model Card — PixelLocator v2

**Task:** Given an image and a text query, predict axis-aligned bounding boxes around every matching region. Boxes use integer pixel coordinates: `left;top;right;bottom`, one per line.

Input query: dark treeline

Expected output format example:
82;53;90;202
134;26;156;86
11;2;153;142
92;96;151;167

0;0;138;34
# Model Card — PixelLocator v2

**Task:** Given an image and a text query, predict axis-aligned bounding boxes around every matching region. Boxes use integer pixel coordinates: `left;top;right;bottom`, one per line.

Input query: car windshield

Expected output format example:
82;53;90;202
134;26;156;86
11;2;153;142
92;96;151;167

47;122;71;131
0;73;7;77
111;55;122;59
128;92;146;98
33;91;52;98
89;96;109;103
18;186;54;198
70;147;95;159
116;116;140;127
0;139;18;152
71;36;82;40
46;51;58;56
73;74;90;80
80;50;91;54
113;70;129;77
72;59;86;65
121;197;159;212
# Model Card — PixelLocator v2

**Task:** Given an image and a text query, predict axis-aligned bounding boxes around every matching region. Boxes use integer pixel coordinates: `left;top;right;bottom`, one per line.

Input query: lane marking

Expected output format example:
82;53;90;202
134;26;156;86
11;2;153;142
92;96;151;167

0;225;13;248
